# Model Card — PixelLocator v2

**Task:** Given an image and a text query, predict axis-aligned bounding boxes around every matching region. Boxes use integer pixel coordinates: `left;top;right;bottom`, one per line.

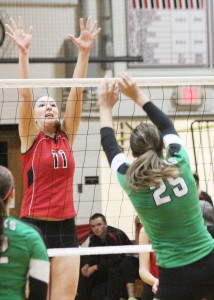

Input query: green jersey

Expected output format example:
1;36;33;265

101;102;214;269
0;217;49;300
116;137;214;268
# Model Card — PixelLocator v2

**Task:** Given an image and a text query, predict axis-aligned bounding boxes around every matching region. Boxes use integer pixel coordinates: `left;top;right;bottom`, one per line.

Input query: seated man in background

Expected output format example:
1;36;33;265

76;213;139;300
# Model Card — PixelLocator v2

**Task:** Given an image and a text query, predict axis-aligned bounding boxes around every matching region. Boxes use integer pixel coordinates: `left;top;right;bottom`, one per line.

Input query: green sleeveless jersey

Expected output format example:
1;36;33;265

117;145;214;268
0;217;49;300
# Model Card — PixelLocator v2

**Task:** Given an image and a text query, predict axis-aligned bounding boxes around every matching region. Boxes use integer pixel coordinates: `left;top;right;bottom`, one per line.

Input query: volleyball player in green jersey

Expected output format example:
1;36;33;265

99;73;214;300
0;166;50;300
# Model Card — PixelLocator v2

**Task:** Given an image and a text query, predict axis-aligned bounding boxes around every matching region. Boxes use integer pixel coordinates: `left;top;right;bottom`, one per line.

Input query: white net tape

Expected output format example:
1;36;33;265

0;76;214;88
48;244;153;257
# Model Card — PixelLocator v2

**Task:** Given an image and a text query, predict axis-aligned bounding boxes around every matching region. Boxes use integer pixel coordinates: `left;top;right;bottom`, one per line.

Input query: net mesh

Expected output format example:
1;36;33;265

0;77;213;255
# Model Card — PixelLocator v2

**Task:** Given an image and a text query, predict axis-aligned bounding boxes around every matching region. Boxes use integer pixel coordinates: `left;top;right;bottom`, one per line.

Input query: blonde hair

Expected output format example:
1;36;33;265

126;123;180;190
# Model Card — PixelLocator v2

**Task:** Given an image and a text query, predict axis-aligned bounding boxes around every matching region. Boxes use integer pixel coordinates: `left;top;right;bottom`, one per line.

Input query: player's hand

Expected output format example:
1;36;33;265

81;264;89;276
99;77;119;110
152;279;159;294
117;72;149;107
68;17;101;53
85;265;97;277
5;16;33;54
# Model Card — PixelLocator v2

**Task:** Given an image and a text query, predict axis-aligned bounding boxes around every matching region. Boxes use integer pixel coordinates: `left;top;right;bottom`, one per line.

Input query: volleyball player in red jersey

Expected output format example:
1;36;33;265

139;228;159;300
5;16;101;300
135;216;158;300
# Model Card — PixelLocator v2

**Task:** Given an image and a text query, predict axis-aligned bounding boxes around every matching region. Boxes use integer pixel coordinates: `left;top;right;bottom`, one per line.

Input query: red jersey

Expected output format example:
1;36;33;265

150;252;158;278
20;130;76;219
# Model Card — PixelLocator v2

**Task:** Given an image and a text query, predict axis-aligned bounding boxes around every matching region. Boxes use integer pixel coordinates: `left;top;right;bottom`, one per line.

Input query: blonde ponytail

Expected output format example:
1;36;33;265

127;123;179;191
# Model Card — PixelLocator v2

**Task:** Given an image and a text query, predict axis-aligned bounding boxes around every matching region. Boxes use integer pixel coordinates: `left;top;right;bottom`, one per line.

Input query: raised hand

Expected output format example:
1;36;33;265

117;72;149;107
99;77;119;110
5;16;33;54
68;17;101;53
117;72;141;102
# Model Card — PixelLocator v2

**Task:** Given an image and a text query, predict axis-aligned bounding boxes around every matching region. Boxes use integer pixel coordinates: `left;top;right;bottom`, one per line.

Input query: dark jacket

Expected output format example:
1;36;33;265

87;226;132;272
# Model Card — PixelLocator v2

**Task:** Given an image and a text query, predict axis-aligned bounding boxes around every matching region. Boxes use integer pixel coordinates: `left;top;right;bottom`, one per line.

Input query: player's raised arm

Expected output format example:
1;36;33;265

62;17;101;146
5;16;37;152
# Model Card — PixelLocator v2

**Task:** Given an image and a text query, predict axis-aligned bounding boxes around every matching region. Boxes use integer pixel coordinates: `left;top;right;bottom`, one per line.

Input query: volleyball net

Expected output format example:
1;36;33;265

0;76;214;257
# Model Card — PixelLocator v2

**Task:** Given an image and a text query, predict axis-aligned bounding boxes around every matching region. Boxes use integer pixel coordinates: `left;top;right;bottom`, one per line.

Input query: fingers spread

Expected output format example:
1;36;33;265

109;81;116;95
94;27;101;38
9;18;18;31
79;18;84;31
85;16;91;31
18;16;23;30
91;20;97;33
5;24;14;35
119;72;132;85
28;26;33;35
